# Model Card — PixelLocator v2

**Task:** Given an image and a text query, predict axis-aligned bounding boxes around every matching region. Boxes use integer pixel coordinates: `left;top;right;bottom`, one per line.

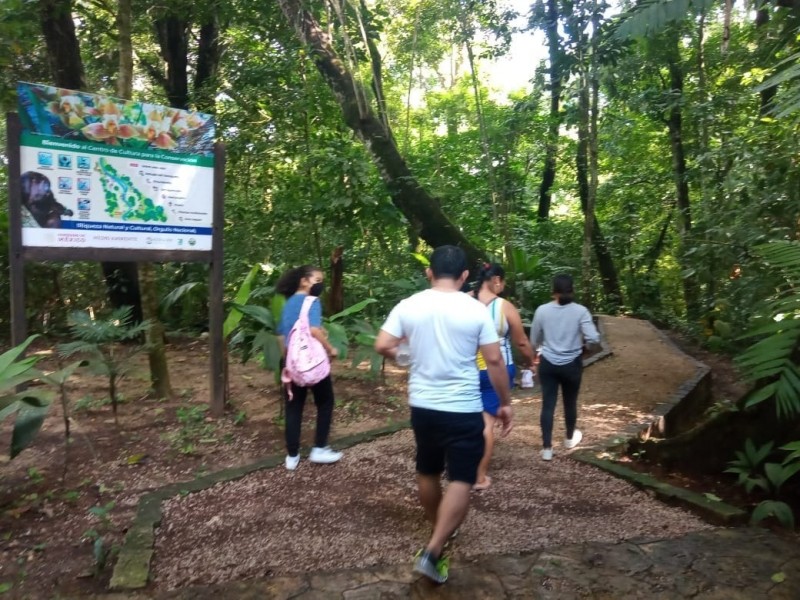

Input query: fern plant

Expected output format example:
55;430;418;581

735;241;800;418
58;306;149;425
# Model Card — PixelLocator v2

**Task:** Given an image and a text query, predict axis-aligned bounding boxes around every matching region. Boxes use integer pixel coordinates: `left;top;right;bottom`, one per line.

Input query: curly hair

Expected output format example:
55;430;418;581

275;264;319;298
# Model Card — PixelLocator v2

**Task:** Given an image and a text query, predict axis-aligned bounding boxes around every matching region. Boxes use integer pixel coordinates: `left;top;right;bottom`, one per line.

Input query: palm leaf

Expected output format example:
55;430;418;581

736;241;800;417
328;298;378;322
223;265;260;339
613;0;716;40
160;282;203;312
11;403;51;458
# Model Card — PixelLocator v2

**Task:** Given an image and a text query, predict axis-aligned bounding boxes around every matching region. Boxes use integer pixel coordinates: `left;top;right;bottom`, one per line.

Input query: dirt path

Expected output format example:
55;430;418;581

152;317;712;590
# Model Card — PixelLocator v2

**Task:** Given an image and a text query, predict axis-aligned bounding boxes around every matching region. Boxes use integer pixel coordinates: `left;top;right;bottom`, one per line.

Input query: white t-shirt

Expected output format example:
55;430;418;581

380;289;499;413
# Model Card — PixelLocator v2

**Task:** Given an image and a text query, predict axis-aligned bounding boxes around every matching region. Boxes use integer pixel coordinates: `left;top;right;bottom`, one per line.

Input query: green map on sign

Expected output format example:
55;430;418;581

96;158;168;222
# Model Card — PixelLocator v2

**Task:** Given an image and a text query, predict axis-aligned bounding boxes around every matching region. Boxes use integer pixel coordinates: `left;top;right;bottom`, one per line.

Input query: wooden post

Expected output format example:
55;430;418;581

208;142;226;416
7;112;27;346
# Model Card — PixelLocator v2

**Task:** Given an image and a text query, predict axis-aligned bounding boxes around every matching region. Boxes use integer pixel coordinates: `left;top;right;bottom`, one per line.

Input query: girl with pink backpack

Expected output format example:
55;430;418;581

276;265;343;471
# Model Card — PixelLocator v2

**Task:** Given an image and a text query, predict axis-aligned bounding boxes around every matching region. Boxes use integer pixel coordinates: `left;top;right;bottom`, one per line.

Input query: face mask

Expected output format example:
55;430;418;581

309;282;325;297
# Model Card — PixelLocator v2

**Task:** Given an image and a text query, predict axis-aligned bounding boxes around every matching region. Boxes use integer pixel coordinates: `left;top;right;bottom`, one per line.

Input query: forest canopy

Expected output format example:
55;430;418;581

0;0;799;348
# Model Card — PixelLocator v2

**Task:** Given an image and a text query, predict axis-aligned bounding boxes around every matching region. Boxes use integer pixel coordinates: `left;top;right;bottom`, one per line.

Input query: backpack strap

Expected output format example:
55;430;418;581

299;295;317;323
282;295;319;401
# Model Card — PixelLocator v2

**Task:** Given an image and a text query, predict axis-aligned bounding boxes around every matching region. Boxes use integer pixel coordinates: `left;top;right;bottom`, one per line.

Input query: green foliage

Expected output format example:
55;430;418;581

613;0;716;40
728;438;800;529
751;500;795;530
223;264;262;339
725;439;774;494
83;501;117;576
327;300;384;375
735;242;800;418
165;404;216;455
0;335;52;459
59;307;149;424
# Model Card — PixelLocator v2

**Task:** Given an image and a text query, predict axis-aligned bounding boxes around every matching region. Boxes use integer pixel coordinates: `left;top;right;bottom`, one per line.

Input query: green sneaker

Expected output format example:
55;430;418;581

413;549;449;583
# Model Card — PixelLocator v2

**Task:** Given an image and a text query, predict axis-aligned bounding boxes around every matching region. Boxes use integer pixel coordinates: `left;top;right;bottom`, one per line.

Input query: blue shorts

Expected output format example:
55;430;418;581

479;364;516;416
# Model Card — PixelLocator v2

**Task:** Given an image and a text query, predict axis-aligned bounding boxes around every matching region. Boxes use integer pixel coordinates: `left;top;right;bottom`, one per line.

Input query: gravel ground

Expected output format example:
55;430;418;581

152;317;712;590
154;429;711;590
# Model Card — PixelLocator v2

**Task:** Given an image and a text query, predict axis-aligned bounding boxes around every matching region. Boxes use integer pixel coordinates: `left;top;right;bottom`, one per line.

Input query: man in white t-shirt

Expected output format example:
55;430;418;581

375;245;513;584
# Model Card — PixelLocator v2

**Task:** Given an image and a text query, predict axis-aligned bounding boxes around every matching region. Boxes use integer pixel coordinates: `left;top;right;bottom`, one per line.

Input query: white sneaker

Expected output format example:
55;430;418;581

285;454;300;471
309;446;343;464
564;429;583;450
541;448;553;461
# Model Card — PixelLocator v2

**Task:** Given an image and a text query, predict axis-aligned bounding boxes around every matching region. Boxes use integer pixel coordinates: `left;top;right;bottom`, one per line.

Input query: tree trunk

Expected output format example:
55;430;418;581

358;0;391;137
538;0;562;222
39;0;144;320
277;0;484;266
139;263;173;398
195;11;221;112
666;45;700;319
116;0;173;398
39;0;86;90
756;1;778;115
575;83;623;308
579;70;593;308
328;246;344;315
155;16;190;110
116;0;133;100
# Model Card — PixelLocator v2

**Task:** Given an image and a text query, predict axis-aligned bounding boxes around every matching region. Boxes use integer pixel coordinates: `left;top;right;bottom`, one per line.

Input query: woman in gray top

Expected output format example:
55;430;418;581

530;274;600;461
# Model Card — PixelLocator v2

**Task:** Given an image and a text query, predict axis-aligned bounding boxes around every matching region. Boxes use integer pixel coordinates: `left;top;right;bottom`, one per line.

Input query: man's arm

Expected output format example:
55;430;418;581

375;329;402;360
480;342;514;436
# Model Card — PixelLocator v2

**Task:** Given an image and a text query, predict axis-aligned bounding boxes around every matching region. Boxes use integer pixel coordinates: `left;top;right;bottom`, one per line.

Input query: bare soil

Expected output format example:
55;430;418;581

0;316;737;597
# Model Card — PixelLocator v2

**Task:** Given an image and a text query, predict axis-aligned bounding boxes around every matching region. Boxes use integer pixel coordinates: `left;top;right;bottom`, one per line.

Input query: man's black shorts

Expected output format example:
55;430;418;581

410;406;485;485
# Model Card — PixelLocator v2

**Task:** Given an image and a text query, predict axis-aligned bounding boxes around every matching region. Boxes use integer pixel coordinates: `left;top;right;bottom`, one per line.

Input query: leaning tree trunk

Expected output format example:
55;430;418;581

39;0;143;321
277;0;484;265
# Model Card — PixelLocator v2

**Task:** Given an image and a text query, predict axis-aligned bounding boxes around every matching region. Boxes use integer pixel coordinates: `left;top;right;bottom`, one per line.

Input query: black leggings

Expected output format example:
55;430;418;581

538;356;582;448
284;375;335;457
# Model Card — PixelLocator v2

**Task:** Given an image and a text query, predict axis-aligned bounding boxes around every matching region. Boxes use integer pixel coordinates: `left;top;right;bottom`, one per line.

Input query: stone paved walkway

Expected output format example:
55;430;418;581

97;527;799;599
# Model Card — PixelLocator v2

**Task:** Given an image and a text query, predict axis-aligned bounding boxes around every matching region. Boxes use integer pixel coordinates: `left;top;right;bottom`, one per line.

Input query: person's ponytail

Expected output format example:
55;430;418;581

552;274;574;305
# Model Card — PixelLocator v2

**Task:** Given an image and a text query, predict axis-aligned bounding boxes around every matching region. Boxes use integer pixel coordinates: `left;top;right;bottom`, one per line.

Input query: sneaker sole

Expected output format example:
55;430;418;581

309;457;342;464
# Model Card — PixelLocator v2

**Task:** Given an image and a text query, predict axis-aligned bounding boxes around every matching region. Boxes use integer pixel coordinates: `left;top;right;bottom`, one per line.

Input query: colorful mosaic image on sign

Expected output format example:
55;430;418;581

17;82;216;251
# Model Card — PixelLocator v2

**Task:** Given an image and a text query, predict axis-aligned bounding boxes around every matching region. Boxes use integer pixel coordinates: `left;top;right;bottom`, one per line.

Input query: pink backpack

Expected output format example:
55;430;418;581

281;295;330;398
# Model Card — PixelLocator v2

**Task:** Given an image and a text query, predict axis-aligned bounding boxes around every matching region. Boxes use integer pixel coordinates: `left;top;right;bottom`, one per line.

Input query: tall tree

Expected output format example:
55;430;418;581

569;0;623;308
39;0;85;89
115;0;174;399
277;0;484;264
664;32;700;319
38;0;143;322
535;0;565;221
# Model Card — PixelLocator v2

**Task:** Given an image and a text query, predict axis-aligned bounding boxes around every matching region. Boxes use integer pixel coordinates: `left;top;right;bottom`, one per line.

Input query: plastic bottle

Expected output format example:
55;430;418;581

395;342;411;367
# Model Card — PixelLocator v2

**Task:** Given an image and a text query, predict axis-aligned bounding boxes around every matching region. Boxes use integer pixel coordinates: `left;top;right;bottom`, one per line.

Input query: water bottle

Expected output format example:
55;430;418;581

395;342;411;367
